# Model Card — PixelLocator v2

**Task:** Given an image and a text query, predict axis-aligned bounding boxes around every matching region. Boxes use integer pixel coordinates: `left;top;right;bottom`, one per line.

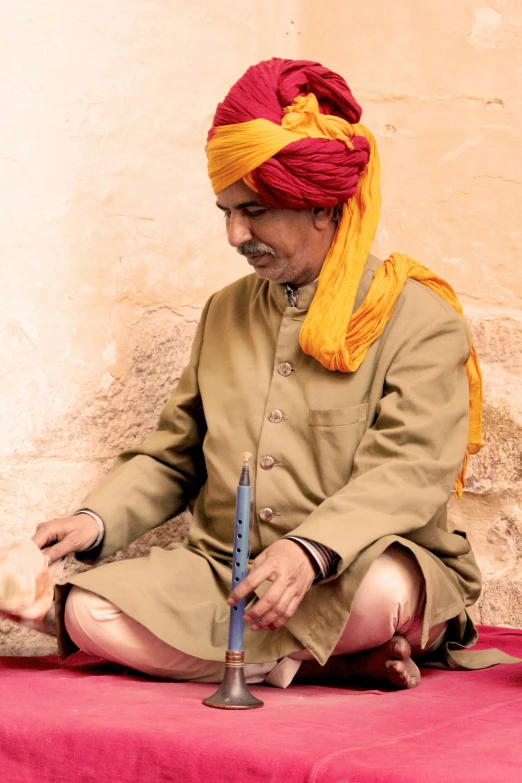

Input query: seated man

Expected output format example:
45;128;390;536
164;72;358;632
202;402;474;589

3;58;498;689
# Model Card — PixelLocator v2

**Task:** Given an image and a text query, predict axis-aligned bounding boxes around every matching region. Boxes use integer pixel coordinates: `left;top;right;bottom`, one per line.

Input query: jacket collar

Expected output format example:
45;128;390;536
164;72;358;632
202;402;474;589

269;253;382;315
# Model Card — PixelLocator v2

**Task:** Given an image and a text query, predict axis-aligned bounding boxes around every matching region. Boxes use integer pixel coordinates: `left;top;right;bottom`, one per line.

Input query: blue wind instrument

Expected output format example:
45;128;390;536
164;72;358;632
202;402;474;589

203;452;264;709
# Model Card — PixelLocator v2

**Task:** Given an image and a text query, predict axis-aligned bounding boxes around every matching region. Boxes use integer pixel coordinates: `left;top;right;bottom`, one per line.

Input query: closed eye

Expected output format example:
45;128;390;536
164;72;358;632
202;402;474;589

219;208;267;220
243;208;268;218
216;201;270;220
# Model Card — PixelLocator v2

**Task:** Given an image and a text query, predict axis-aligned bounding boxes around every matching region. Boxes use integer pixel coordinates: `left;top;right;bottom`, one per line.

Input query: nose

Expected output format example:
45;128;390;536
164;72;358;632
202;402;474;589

226;212;253;248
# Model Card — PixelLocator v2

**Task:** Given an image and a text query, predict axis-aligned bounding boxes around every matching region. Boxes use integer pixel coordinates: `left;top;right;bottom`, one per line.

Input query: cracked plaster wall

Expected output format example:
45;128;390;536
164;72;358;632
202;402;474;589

1;0;521;654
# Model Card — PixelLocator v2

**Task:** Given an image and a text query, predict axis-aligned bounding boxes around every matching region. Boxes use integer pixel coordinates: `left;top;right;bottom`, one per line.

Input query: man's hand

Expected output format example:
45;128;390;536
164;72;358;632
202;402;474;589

32;514;100;564
227;539;316;632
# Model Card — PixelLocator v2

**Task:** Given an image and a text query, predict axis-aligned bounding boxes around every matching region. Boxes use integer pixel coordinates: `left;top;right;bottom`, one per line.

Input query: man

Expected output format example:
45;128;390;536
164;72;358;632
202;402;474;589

12;58;507;689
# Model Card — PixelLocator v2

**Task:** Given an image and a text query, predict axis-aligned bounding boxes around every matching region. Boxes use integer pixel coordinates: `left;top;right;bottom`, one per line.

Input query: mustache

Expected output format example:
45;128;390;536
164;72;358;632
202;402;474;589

237;241;276;257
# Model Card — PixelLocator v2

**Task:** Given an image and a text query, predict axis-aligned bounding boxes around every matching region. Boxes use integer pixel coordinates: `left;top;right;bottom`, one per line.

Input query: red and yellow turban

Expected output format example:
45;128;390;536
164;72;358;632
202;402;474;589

206;58;482;496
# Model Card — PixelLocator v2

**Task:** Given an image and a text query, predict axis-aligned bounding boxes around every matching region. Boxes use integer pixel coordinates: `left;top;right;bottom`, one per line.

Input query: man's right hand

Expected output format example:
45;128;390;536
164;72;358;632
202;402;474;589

32;514;101;564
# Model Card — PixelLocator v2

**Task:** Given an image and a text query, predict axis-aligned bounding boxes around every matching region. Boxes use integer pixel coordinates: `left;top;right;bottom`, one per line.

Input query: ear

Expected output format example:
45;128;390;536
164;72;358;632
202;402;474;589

311;206;335;231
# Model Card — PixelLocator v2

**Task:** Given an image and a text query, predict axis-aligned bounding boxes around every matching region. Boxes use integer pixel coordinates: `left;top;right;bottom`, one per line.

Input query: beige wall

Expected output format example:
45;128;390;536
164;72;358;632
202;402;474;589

1;0;520;653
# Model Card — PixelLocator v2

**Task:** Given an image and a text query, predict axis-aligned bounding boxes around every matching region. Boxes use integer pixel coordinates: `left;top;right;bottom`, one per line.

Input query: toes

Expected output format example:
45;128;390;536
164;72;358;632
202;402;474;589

390;634;412;661
385;660;409;687
385;658;420;689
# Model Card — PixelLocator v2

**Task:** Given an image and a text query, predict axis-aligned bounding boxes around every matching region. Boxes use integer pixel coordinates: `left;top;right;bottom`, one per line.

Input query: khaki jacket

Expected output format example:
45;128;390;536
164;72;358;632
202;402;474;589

61;255;488;666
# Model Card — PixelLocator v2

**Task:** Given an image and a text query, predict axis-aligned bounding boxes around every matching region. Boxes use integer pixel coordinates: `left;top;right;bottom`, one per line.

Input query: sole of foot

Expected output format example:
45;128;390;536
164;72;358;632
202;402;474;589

346;634;421;689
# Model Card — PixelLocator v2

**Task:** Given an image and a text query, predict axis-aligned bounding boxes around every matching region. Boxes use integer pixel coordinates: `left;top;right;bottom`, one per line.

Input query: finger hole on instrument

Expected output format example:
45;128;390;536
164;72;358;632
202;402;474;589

228;581;254;604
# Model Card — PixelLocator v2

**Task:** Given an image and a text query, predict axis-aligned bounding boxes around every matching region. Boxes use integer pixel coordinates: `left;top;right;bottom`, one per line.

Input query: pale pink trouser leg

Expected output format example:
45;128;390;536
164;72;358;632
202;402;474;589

64;544;446;687
291;543;446;662
64;587;277;685
264;543;448;687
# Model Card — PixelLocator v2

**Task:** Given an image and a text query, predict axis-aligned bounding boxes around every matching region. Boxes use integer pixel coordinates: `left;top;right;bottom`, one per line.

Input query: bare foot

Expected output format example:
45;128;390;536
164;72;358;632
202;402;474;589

347;634;420;689
295;635;421;690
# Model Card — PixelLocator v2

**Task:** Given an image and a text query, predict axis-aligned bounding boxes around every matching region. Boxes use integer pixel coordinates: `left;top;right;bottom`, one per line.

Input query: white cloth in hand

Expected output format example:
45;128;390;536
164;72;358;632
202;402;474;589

0;538;63;623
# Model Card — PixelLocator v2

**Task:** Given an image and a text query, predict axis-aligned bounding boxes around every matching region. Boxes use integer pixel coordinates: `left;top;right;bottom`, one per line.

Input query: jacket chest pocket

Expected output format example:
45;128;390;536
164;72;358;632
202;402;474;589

307;403;369;497
308;403;368;428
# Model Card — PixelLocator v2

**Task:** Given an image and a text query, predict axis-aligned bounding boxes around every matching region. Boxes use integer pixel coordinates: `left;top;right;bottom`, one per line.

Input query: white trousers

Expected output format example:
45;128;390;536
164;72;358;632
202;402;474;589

64;544;447;688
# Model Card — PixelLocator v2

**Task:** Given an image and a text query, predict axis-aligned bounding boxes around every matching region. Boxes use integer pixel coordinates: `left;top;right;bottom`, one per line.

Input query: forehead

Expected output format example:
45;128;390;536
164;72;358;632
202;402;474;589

215;180;266;210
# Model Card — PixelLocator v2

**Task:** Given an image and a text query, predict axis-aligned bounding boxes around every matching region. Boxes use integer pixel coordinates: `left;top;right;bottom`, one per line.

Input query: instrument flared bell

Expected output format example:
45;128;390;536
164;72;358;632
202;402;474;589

203;651;264;710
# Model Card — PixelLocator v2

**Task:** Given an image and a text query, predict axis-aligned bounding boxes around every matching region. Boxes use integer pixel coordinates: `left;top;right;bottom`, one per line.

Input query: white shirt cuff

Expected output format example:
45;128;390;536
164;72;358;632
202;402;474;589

74;509;105;551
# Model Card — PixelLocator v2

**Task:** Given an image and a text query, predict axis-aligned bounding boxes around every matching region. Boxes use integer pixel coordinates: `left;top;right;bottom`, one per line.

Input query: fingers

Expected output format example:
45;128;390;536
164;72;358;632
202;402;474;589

251;594;303;632
32;515;100;564
247;583;298;631
41;539;76;565
227;539;316;632
227;554;269;605
242;569;308;631
31;521;61;551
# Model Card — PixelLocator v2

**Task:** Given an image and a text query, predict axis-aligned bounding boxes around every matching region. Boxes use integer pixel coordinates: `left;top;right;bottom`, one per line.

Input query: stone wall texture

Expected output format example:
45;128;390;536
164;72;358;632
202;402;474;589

1;0;520;654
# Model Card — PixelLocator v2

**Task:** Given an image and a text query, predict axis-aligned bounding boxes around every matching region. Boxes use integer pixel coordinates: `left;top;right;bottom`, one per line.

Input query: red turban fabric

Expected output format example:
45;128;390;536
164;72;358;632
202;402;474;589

208;58;370;208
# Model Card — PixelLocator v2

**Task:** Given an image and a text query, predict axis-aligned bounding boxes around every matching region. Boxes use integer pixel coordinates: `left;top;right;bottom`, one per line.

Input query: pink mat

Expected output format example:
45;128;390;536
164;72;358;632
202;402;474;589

0;626;521;783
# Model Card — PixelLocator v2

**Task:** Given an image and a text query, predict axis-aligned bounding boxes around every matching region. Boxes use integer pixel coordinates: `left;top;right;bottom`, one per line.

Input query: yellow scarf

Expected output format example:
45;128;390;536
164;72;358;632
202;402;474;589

206;94;482;496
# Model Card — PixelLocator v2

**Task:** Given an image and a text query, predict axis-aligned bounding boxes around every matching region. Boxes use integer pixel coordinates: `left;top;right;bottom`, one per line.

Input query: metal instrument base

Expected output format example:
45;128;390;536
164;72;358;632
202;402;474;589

202;651;264;710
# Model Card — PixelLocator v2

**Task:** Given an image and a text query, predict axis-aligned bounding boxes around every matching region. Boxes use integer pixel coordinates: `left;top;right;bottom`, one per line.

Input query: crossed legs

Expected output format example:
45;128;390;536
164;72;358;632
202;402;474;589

64;544;446;689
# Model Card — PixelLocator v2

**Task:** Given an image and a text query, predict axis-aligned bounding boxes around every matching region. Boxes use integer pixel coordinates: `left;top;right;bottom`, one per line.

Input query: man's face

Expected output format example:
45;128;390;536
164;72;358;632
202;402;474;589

216;180;335;287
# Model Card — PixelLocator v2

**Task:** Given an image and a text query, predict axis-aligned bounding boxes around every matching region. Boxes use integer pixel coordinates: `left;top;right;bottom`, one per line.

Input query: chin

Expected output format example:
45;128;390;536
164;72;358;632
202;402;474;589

252;265;288;284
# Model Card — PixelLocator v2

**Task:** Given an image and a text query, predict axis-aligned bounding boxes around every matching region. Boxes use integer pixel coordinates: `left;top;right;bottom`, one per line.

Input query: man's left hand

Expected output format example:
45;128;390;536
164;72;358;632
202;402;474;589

227;539;315;631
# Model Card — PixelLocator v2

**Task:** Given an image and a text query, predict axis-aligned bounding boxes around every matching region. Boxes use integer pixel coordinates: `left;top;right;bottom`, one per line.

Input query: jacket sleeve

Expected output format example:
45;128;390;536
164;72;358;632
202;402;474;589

285;289;472;575
77;296;213;561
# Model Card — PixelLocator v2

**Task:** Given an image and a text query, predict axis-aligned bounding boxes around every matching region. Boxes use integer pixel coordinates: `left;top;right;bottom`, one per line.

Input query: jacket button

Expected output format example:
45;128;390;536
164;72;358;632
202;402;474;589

268;409;283;423
278;362;292;377
260;456;275;470
259;507;273;522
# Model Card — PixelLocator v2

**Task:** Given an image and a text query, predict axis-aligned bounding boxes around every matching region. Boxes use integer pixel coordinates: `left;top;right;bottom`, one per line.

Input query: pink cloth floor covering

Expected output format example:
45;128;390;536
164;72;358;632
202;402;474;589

0;625;520;783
